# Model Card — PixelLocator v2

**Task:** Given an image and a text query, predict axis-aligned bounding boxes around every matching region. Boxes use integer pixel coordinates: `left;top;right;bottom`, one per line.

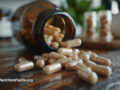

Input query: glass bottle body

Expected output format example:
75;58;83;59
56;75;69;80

84;11;97;39
11;1;76;53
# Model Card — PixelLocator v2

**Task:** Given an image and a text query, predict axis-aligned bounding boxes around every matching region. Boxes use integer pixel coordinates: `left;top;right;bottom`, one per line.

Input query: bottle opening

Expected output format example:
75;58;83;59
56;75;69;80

45;15;66;35
43;14;76;50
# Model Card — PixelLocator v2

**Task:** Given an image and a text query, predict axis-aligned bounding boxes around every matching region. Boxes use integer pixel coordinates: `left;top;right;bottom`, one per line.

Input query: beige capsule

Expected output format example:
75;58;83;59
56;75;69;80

56;58;72;66
57;48;73;57
65;59;83;70
60;39;82;48
45;24;54;28
60;42;66;47
58;34;64;38
77;69;98;85
72;54;79;60
54;34;64;42
44;35;53;45
42;53;50;58
43;63;62;75
44;27;58;36
44;34;48;38
36;59;45;68
90;53;111;66
84;61;112;76
54;36;62;42
54;36;63;42
49;52;66;59
51;42;59;49
72;49;80;60
73;63;92;72
84;60;96;66
53;27;61;33
73;49;80;55
67;57;72;60
18;57;28;63
78;51;90;62
47;35;53;41
34;55;48;62
48;58;56;64
45;25;61;33
15;61;34;72
45;38;51;45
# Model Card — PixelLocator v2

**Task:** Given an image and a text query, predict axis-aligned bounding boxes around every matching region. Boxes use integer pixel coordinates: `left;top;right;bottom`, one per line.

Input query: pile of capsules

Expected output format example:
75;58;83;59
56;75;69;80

44;25;64;49
15;40;111;85
15;25;112;85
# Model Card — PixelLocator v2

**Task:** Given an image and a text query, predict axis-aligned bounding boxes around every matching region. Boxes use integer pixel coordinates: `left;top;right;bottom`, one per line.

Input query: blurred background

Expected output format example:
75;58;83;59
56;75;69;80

0;0;120;39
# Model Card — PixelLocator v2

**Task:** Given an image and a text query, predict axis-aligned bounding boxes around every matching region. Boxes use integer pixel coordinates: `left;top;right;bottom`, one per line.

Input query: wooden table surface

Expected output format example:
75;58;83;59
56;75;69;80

0;38;120;90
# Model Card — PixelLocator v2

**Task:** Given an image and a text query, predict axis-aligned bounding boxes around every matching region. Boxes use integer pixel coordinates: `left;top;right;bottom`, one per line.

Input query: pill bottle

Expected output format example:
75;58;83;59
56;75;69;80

84;11;97;39
98;10;113;40
11;0;76;53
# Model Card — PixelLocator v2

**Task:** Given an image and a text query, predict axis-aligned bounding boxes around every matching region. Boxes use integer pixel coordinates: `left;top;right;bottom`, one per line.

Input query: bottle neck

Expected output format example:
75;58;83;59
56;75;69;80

33;9;76;52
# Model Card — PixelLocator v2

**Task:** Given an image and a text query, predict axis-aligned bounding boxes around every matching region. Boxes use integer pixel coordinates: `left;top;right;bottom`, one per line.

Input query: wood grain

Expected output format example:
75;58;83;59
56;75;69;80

0;38;120;90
